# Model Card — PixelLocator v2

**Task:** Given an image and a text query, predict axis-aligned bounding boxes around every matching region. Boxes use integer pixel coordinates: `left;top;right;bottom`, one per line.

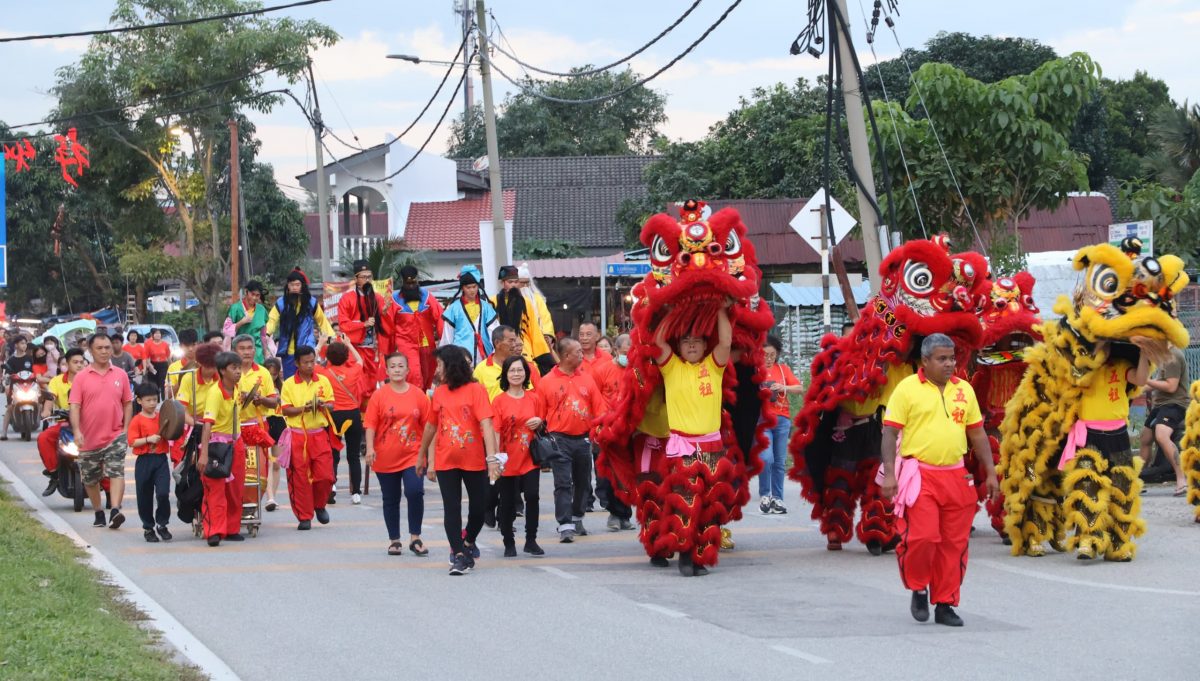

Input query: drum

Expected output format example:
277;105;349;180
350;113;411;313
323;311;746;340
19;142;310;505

158;400;186;440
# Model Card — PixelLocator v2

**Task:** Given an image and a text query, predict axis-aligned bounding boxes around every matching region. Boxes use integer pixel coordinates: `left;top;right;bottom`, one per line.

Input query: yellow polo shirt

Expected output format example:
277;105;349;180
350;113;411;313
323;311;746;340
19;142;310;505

202;382;242;437
1079;360;1133;421
279;373;335;429
176;369;218;418
237;363;278;422
659;353;725;436
883;369;983;466
47;374;73;410
167;358;192;392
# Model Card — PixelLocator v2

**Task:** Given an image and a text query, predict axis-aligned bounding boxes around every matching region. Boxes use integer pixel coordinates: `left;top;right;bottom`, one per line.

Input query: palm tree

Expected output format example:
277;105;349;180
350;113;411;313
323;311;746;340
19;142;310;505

1144;100;1200;190
336;237;431;282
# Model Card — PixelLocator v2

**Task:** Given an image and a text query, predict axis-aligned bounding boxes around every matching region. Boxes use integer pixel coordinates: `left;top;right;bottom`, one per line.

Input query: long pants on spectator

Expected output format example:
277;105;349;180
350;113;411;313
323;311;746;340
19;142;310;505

376;467;424;540
896;465;976;606
135;454;171;530
331;409;364;495
498;469;540;543
437;468;488;555
287;429;334;522
201;441;246;539
548;435;592;531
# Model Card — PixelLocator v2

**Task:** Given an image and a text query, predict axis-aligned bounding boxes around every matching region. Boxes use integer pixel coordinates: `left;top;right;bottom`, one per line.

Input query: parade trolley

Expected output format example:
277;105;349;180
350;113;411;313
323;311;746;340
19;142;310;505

166;366;268;539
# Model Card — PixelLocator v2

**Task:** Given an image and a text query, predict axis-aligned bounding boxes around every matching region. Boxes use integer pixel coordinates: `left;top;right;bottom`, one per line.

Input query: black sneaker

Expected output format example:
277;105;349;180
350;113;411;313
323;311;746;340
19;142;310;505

297;520;312;531
144;529;160;543
574;520;588;536
207;534;222;547
650;556;670;568
911;591;930;622
224;533;245;542
523;539;544;556
93;511;106;527
866;540;883;556
156;525;173;541
503;542;517;557
315;508;330;525
934;604;964;627
448;553;469;575
463;551;476;571
484;510;497;529
42;474;58;497
108;509;126;530
463;541;481;559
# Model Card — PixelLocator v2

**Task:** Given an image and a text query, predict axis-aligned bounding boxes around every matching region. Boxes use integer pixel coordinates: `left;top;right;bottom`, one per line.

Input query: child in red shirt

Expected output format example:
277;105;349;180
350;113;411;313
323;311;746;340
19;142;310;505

128;383;172;542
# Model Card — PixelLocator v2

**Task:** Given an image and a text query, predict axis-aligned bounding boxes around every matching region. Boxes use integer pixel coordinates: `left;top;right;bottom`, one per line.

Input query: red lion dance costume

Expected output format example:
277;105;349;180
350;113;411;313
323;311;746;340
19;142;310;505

596;201;774;576
967;273;1041;539
787;236;989;553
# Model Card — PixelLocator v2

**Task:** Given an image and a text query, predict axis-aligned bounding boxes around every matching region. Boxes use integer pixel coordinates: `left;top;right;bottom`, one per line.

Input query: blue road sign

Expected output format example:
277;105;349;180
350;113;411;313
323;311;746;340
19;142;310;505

0;160;7;288
605;263;650;277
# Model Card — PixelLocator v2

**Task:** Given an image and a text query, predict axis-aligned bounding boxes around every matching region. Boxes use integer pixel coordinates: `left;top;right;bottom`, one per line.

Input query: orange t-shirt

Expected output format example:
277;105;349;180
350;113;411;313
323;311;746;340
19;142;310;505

144;339;172;362
363;383;429;473
426;382;493;471
128;412;168;455
492;390;545;477
123;344;145;361
764;363;800;418
538;366;607;436
316;362;364;411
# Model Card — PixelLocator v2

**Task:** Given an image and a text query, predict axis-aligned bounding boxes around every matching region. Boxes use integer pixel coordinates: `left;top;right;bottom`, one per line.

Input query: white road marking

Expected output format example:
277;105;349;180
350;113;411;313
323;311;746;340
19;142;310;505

537;565;579;580
637;603;688;618
976;559;1200;597
771;645;833;665
0;460;242;681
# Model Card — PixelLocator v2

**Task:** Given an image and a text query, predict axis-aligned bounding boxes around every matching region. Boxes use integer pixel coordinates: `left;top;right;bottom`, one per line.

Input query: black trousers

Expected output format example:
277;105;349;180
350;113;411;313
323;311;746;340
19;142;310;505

548;435;592;529
437;468;488;555
331;409;363;494
498;469;540;543
134;454;171;529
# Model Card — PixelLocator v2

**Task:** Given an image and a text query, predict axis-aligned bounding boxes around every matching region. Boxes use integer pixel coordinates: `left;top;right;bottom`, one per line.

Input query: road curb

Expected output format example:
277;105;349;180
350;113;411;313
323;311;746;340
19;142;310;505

0;459;241;681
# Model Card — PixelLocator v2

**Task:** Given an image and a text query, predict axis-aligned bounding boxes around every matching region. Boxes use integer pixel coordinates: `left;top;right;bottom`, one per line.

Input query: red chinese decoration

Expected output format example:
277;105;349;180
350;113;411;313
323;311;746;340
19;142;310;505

53;128;90;188
3;139;36;172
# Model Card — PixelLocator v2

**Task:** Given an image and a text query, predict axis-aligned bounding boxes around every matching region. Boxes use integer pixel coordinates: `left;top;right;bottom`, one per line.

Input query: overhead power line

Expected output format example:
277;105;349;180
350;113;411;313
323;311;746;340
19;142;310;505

484;0;704;78
486;0;742;106
0;0;331;44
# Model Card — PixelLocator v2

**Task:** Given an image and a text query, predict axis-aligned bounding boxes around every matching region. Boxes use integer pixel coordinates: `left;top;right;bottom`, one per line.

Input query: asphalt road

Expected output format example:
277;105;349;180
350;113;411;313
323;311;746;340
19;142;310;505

2;438;1197;681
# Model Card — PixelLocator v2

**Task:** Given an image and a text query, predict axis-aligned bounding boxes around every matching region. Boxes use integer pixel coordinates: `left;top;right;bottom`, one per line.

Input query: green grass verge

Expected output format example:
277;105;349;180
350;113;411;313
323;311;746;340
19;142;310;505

0;485;205;681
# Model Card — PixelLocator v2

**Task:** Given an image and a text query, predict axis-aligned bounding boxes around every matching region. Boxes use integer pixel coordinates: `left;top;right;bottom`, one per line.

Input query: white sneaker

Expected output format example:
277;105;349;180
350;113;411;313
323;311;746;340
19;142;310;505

759;496;772;514
351;493;362;505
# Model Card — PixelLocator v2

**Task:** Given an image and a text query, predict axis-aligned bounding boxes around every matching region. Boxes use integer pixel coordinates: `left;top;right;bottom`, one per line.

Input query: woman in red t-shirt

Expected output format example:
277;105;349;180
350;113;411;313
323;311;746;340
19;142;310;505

124;331;146;377
759;335;802;515
364;352;430;557
491;355;546;557
143;329;172;397
419;346;499;575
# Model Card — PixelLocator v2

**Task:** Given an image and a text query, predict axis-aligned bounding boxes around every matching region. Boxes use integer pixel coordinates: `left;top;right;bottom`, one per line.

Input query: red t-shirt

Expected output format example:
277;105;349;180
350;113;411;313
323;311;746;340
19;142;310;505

363;383;428;473
128;412;168;455
123;344;145;361
316;362;364;411
69;364;132;451
539;366;607;436
32;364;49;377
144;339;172;363
764;363;800;418
492;390;544;477
426;382;493;471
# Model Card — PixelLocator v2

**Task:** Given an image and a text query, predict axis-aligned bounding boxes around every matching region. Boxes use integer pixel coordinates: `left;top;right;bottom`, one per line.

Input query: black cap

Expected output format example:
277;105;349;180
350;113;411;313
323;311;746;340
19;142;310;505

400;265;419;280
352;259;371;275
498;265;519;280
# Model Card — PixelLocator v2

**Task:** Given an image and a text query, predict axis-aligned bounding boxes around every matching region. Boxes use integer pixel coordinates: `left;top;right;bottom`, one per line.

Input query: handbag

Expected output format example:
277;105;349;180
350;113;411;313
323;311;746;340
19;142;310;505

529;428;560;467
202;397;238;479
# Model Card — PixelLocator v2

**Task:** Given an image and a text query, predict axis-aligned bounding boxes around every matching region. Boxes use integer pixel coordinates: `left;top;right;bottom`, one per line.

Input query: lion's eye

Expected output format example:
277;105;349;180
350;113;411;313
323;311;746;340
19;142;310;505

651;236;672;264
902;262;934;296
724;231;741;257
1089;265;1120;298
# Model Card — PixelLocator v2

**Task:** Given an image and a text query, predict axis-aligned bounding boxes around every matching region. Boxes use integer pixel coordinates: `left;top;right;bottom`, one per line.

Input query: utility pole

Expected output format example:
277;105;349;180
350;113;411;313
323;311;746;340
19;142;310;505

475;0;508;283
833;0;883;292
455;1;475;122
308;59;333;284
228;119;241;300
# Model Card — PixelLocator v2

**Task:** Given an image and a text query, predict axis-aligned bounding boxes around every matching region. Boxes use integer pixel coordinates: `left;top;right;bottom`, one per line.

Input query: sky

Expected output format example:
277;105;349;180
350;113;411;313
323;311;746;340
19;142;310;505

2;0;1198;204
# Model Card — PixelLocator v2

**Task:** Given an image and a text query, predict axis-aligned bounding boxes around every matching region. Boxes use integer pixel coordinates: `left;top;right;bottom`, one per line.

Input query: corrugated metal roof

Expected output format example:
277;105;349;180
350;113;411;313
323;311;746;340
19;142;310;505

770;281;872;307
520;252;626;279
1011;195;1112;253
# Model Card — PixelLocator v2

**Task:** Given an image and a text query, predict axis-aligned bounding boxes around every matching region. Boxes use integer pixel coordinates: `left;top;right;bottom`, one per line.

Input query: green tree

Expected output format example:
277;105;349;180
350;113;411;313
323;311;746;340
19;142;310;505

337;238;430;282
447;67;666;158
1102;72;1174;181
1119;175;1200;262
872;53;1101;271
53;0;336;328
513;238;584;260
1143;101;1200;190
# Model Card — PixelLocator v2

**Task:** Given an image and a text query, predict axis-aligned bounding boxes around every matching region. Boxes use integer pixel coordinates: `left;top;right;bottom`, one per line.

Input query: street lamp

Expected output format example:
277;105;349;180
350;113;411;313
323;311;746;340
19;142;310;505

385;54;464;67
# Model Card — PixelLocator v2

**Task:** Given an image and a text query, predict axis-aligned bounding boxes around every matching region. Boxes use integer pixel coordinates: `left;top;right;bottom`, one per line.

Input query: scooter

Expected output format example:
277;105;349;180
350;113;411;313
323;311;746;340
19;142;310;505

9;371;40;441
47;410;109;512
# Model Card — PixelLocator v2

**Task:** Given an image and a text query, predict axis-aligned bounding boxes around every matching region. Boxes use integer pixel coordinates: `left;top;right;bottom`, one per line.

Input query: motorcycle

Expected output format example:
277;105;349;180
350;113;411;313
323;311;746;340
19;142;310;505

9;370;40;441
47;410;108;512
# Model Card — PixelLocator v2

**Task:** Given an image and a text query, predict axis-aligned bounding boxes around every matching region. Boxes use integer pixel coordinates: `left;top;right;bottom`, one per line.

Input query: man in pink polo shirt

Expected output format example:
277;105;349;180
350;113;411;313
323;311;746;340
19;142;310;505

69;333;134;529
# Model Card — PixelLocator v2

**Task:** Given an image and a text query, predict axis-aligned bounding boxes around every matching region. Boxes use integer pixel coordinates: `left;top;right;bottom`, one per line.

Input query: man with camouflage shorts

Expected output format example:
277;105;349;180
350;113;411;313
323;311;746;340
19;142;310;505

69;333;134;528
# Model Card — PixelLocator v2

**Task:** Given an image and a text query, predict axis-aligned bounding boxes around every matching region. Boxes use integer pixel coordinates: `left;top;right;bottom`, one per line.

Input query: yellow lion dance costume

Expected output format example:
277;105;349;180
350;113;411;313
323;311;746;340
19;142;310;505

998;242;1189;561
1180;380;1200;523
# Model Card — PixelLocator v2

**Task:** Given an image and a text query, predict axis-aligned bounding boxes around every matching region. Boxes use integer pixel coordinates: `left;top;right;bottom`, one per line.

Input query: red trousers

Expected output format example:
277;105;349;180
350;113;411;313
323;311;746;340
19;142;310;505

287;428;334;522
38;423;63;472
895;464;976;606
418;345;435;391
201;440;247;539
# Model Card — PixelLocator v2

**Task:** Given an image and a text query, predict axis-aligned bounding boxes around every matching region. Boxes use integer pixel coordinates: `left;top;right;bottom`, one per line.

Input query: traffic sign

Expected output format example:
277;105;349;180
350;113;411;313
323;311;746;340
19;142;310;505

1108;220;1153;257
606;263;651;277
790;188;856;247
